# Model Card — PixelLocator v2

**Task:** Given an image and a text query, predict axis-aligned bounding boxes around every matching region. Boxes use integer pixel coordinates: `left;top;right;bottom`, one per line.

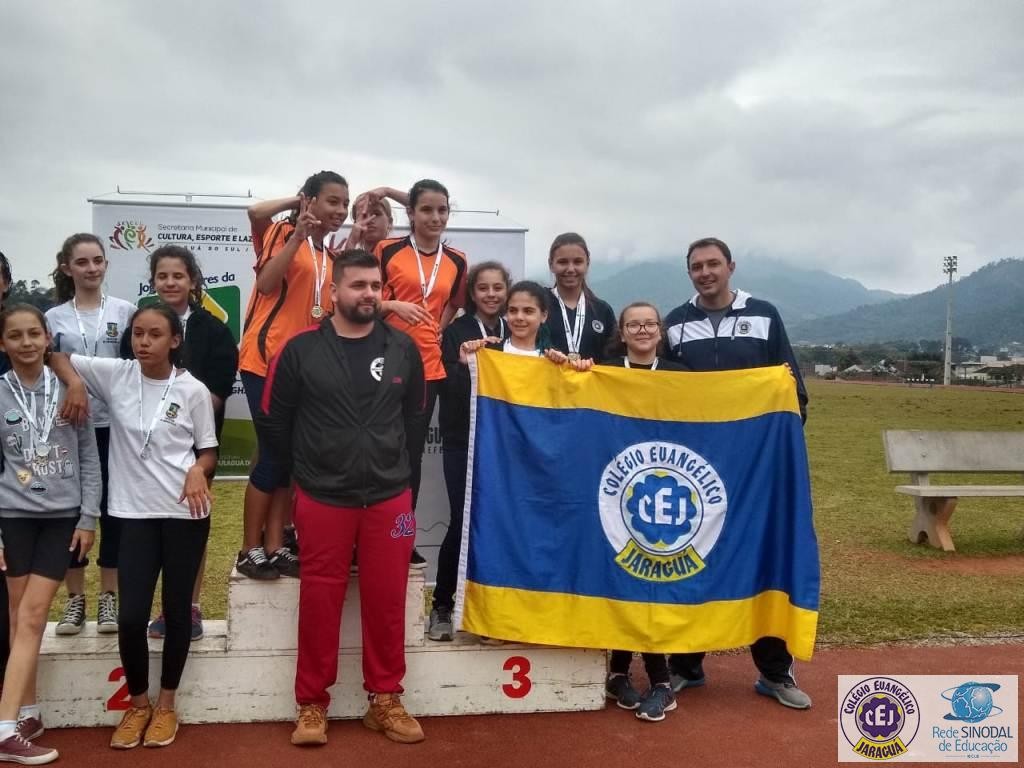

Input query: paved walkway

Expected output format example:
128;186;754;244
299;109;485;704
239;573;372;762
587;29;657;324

40;643;1024;768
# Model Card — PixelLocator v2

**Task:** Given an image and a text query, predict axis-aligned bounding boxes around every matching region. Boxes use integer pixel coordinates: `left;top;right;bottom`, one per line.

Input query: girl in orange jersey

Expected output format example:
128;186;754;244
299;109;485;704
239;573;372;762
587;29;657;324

373;180;467;568
236;171;349;580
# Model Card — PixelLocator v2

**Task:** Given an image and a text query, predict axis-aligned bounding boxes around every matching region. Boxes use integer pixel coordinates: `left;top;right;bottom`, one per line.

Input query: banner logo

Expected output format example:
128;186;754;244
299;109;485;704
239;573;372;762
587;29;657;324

840;677;921;761
108;221;154;252
942;682;1004;723
598;441;727;582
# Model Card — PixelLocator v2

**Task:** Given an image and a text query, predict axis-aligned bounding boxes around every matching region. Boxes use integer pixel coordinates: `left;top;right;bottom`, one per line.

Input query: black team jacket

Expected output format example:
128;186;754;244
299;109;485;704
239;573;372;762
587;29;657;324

260;317;425;507
664;289;808;421
438;312;507;450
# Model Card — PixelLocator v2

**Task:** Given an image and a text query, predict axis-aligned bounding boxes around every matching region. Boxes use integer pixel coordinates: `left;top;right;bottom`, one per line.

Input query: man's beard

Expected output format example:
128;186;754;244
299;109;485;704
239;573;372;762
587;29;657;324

338;301;379;325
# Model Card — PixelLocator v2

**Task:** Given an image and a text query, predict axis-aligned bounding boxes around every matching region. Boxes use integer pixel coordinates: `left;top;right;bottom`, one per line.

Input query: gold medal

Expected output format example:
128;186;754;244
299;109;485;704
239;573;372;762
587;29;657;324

311;305;324;319
567;353;581;362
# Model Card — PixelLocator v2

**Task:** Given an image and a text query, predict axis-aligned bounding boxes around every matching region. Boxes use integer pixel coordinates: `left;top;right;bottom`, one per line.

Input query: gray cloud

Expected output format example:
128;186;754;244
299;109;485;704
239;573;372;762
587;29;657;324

2;0;1021;294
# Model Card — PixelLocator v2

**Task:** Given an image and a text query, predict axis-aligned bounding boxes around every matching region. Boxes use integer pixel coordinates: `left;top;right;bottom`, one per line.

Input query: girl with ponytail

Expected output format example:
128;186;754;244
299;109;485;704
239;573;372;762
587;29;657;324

45;233;136;637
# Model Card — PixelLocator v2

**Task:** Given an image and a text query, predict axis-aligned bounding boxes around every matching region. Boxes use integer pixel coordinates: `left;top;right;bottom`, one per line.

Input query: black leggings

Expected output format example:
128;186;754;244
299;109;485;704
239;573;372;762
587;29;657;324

406;381;439;511
118;517;210;696
669;636;794;684
610;651;670;687
433;445;467;610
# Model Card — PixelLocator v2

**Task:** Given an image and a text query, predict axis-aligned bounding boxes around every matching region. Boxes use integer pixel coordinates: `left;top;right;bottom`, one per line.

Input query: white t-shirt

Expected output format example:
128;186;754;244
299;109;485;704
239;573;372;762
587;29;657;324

69;355;218;520
46;297;136;427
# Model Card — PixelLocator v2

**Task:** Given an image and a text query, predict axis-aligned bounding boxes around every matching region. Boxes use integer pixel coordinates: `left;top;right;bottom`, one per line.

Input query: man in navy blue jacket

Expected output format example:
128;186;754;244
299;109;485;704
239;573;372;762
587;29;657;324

665;237;811;710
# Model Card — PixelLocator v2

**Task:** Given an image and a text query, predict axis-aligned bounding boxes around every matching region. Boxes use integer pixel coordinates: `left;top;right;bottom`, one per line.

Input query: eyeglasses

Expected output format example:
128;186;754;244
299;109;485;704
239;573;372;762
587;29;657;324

624;321;660;334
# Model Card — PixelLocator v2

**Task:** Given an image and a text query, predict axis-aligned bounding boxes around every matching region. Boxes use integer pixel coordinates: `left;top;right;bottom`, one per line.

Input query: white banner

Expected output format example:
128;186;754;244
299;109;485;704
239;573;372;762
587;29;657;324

91;198;527;578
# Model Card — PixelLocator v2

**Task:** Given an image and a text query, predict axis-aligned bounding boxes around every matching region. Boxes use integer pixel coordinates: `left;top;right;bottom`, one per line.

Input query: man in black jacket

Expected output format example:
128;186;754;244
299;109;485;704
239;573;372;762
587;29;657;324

665;237;812;710
262;250;427;747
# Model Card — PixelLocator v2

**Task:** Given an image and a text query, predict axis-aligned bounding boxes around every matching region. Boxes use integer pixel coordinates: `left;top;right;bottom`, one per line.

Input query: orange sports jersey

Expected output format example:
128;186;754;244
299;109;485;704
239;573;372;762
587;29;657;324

375;236;467;381
240;219;333;377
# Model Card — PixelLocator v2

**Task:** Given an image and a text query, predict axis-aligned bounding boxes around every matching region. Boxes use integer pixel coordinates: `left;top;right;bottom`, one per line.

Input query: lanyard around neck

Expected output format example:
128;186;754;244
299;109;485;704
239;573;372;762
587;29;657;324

409;234;443;304
138;366;177;459
306;234;331;316
552;288;585;355
476;315;505;340
4;368;59;456
72;294;107;356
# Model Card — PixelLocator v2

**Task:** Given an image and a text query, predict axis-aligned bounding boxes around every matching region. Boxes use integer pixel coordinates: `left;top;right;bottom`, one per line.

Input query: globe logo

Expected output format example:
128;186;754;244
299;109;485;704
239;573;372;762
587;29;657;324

942;682;1003;723
856;694;905;742
623;471;700;555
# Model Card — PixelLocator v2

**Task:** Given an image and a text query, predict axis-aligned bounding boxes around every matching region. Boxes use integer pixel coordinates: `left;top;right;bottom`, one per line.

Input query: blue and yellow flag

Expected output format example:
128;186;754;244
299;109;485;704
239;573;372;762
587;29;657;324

453;350;820;659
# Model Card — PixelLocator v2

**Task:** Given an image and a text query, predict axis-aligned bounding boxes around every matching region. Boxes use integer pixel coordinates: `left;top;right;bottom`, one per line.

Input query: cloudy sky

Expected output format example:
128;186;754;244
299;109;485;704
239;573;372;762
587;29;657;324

2;0;1021;293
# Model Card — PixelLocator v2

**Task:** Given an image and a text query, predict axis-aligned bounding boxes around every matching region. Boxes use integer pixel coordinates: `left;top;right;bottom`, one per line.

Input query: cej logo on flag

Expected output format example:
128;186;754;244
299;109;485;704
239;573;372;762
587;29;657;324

598;441;728;582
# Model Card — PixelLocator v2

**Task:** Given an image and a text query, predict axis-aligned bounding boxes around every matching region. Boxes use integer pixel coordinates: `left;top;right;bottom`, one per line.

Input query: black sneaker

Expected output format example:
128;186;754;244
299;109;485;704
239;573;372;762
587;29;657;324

236;547;279;580
270;547;300;578
55;594;86;636
410;548;427;570
605;673;642;710
283;526;299;557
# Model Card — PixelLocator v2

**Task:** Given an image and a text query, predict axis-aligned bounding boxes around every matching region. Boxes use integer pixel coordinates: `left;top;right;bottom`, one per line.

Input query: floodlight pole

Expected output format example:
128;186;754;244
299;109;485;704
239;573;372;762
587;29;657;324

942;255;958;385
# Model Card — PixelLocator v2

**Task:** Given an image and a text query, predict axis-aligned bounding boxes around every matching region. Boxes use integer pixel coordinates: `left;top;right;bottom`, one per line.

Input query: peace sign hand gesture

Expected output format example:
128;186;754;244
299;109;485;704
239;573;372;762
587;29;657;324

293;194;322;239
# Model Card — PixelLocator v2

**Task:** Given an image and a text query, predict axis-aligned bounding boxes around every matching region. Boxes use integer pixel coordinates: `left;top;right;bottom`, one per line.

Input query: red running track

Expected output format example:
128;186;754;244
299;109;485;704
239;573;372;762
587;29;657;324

38;643;1024;768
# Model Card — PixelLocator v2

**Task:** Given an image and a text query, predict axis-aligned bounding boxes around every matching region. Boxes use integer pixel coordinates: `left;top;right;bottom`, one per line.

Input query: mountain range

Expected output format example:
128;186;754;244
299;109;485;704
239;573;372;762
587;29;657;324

534;256;1023;347
787;258;1024;347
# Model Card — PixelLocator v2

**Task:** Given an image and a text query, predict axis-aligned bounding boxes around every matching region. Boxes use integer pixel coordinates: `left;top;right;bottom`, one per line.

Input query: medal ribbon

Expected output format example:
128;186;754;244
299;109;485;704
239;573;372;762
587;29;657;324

476;316;505;340
306;234;331;315
138;366;177;459
409;234;443;306
552;288;586;356
72;294;107;356
4;369;59;455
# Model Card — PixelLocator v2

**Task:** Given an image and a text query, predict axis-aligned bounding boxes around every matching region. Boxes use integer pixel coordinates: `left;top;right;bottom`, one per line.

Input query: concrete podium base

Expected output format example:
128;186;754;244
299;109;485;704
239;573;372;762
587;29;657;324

35;570;607;727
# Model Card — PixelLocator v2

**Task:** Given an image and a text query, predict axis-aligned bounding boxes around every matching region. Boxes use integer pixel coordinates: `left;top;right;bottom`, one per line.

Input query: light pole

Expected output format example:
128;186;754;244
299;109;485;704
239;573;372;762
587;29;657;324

942;255;958;385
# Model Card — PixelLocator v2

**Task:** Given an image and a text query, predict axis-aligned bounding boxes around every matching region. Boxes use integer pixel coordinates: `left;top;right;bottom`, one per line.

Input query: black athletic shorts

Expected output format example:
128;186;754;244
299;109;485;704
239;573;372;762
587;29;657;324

0;517;78;580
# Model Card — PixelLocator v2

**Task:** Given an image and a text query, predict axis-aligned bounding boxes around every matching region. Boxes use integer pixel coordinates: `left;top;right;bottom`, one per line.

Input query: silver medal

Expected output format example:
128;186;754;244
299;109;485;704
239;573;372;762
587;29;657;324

35;441;50;458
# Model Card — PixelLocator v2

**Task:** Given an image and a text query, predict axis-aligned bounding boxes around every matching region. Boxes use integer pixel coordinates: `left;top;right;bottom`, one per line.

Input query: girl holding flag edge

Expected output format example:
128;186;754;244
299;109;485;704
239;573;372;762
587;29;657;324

430;261;511;641
544;233;616;362
599;301;684;722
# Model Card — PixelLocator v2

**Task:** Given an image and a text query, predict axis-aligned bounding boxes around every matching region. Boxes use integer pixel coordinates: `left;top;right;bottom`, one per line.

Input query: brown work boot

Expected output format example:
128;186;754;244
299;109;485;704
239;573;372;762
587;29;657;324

143;707;179;747
363;693;425;743
291;704;328;746
110;704;152;749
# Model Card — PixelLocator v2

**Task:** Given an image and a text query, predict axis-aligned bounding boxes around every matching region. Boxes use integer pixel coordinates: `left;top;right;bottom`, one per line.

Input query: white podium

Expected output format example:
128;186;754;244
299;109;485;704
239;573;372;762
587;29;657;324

36;570;607;727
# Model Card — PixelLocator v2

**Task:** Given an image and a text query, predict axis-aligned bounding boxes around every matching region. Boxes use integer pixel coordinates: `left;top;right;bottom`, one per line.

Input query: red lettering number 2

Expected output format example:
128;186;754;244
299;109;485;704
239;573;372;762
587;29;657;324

106;667;131;711
502;656;532;699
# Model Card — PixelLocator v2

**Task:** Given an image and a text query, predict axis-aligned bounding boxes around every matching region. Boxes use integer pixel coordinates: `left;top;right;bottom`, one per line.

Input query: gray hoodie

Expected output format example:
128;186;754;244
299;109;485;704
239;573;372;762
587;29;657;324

0;368;100;548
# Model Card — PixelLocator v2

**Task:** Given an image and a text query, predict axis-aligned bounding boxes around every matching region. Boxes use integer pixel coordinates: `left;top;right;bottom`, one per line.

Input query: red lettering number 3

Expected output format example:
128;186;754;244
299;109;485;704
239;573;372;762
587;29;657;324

107;667;131;711
502;656;532;699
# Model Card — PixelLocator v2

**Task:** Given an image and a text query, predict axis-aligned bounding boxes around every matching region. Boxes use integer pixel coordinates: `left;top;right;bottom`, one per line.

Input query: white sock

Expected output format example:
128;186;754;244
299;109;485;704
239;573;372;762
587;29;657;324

18;705;40;721
0;721;16;740
192;603;201;610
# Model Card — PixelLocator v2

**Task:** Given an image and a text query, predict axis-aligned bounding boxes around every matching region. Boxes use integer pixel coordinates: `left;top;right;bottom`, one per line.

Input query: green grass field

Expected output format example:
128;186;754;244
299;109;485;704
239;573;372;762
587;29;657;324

53;380;1024;646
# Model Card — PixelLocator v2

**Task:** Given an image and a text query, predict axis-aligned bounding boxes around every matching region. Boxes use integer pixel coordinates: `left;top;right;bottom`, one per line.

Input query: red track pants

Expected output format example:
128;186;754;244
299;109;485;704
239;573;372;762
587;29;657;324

293;486;415;707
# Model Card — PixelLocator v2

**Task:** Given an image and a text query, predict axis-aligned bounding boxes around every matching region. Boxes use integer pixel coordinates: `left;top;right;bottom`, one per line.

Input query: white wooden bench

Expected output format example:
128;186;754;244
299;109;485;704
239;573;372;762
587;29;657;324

883;430;1024;551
